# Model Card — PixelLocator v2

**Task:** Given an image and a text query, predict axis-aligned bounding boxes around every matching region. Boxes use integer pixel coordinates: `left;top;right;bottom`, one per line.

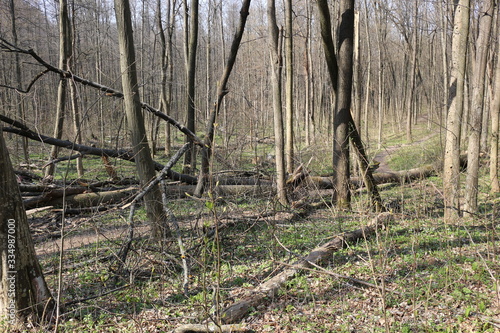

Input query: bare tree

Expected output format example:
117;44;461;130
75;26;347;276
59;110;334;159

443;0;470;221
194;0;252;197
0;132;54;326
183;0;199;175
284;0;294;174
8;0;29;162
490;9;500;193
464;0;495;216
113;0;170;238
405;0;419;142
267;0;288;206
45;0;72;178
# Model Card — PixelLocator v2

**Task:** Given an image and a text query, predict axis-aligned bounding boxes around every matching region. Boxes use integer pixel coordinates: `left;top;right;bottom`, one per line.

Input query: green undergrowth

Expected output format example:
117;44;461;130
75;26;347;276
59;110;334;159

27;178;499;332
387;136;443;171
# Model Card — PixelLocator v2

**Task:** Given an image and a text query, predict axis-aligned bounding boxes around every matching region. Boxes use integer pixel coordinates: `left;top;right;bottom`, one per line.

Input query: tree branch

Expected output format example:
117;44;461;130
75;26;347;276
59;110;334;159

0;38;203;146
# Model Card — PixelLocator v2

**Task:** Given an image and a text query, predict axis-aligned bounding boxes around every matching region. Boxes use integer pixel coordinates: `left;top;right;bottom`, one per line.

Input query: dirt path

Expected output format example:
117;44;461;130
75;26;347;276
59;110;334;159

35;218;151;258
373;132;438;173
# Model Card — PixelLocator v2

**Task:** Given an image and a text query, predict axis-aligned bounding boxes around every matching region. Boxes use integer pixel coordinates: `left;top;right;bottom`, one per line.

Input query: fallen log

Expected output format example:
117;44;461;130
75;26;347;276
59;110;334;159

174;324;252;333
23;186;90;209
1;114;198;184
302;164;436;190
220;212;394;324
34;187;138;208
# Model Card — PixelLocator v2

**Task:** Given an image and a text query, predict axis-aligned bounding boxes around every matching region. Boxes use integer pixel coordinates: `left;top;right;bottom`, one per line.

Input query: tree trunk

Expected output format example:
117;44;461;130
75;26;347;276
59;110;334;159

490;18;500;193
316;0;352;208
194;0;252;197
284;0;294;174
362;0;372;142
0;132;54;326
8;0;29;163
267;0;288;206
464;0;495;216
443;0;470;222
405;0;419;143
45;0;72;178
183;0;199;175
113;0;170;238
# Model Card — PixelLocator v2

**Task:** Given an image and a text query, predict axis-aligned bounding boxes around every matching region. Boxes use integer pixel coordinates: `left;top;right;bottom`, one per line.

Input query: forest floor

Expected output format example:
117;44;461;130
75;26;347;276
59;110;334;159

14;127;500;332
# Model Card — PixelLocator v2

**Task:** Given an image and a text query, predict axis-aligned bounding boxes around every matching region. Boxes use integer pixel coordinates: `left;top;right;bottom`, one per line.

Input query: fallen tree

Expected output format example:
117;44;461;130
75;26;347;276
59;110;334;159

1;114;198;184
25;187;138;209
220;212;394;324
296;164;436;190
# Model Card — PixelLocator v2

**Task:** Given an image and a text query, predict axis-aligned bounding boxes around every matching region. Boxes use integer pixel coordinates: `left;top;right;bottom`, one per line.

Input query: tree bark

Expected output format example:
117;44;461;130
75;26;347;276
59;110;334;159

183;0;199;175
0;132;54;325
113;0;170;238
464;0;495;216
490;16;500;193
443;0;470;222
45;0;72;178
332;0;355;209
405;0;419;143
284;0;294;174
267;0;288;206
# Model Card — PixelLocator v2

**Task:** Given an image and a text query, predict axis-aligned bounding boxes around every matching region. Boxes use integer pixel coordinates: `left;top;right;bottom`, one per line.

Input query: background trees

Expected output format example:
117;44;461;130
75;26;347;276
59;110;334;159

1;0;499;330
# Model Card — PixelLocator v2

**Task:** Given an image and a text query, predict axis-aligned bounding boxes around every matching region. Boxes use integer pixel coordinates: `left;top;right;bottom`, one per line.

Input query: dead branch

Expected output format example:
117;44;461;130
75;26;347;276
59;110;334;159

1;114;197;184
117;143;190;266
220;212;394;324
174;324;253;333
0;37;203;145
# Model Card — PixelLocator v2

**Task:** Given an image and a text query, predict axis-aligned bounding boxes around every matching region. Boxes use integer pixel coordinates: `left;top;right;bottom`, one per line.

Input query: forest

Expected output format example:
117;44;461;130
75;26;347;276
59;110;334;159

0;0;499;331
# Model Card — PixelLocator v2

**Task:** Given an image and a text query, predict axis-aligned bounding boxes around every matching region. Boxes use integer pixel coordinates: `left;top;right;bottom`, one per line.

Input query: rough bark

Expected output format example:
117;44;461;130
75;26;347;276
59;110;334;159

464;0;495;216
0;132;54;326
113;0;170;238
443;0;470;222
220;213;394;324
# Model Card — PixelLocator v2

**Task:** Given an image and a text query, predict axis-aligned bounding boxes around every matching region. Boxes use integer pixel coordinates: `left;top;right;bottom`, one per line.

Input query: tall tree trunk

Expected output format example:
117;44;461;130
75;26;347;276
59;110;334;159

491;44;500;193
113;0;170;238
304;1;315;146
0;132;54;326
332;0;356;208
157;0;175;157
317;0;383;211
194;0;252;197
8;0;29;163
443;0;470;222
353;9;361;131
406;0;419;143
372;0;386;149
267;0;288;206
464;0;495;216
316;0;350;208
284;0;294;174
362;0;372;142
45;0;72;178
439;0;449;144
69;1;84;177
183;0;199;175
